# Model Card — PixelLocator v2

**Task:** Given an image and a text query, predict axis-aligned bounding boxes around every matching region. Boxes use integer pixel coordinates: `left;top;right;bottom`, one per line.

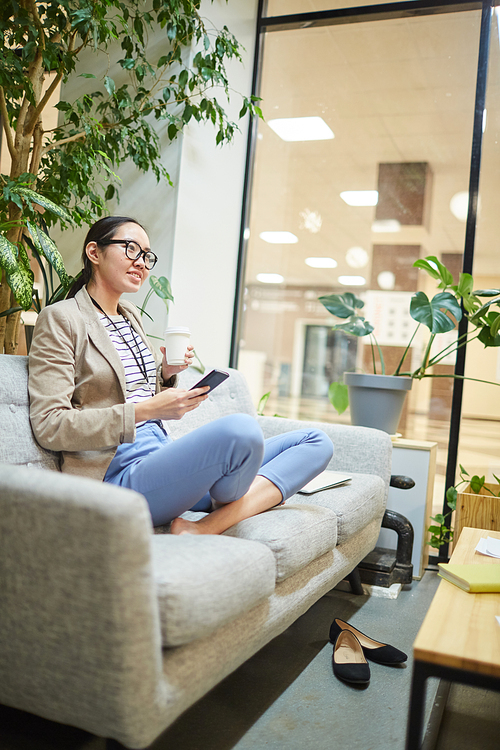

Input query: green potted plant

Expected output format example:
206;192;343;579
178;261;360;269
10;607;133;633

430;466;500;550
0;0;262;354
318;256;500;433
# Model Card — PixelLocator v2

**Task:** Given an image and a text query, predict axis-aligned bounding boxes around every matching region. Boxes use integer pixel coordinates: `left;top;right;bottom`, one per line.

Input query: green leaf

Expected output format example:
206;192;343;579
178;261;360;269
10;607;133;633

446;486;457;510
0;235;34;310
14;188;72;223
432;513;446;524
104;76;115;96
148;275;174;308
414;256;454;288
428;526;442;534
179;69;188;88
318;292;364;319
331;317;374;337
410;291;462;333
26;223;70;287
455;272;474;297
473;289;500;297
257;391;271;414
478;313;500;347
328;381;349;415
79;73;97;79
470;474;485;493
459;464;469;476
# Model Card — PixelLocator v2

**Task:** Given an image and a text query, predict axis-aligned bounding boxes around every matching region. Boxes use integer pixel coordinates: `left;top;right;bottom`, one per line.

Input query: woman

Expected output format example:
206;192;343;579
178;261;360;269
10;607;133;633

28;216;333;534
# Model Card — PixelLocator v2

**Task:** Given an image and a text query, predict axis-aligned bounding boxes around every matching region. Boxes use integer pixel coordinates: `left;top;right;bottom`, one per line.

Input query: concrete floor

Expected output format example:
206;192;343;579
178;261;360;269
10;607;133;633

1;570;499;750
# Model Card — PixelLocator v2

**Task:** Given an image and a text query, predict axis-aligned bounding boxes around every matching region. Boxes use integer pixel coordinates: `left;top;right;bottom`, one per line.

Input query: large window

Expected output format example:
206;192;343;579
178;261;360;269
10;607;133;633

235;3;500;519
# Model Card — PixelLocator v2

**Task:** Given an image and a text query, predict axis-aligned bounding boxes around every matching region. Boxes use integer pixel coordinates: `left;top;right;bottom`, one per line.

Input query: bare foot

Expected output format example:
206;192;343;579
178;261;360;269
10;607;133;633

170;517;203;535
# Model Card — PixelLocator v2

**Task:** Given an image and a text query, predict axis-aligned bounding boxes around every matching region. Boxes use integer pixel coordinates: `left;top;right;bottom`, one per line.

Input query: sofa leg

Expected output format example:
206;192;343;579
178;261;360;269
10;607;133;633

347;567;364;595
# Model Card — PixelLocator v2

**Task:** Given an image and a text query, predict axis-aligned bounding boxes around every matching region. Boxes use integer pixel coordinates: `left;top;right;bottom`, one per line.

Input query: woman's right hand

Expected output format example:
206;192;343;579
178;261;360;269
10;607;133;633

134;386;210;424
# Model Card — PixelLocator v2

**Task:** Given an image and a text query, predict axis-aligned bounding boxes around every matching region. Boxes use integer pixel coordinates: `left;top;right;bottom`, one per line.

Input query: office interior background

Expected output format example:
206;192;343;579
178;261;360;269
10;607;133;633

2;0;500;527
234;0;500;523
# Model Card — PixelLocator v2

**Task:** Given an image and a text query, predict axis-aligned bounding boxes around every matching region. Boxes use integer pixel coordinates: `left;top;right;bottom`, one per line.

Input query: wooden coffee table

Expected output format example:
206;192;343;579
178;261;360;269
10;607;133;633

405;527;500;750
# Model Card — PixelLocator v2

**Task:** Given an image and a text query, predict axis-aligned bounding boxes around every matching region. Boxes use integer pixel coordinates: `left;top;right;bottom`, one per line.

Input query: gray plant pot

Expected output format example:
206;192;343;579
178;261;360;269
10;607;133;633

343;372;413;434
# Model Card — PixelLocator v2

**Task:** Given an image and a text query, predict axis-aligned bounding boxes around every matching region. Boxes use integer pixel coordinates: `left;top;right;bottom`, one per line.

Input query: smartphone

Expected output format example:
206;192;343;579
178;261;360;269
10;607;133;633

189;369;229;393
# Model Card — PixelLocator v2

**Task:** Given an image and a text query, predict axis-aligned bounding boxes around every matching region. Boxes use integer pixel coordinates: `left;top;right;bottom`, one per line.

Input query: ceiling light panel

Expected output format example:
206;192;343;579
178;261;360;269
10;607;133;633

256;273;284;284
259;231;298;244
268;117;334;142
305;257;338;268
338;276;366;286
340;190;379;206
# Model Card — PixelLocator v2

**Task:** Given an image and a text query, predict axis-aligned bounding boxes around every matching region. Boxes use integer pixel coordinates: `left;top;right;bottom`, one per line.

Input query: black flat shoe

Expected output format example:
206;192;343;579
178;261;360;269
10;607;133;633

329;618;407;665
332;630;371;684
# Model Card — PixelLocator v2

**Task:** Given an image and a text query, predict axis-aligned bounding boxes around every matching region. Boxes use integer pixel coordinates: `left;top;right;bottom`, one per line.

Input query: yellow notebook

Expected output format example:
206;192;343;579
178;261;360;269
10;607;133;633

438;563;500;593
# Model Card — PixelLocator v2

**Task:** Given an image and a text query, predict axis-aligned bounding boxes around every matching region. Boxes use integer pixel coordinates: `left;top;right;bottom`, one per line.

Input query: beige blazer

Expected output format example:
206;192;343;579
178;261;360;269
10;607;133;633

28;287;173;480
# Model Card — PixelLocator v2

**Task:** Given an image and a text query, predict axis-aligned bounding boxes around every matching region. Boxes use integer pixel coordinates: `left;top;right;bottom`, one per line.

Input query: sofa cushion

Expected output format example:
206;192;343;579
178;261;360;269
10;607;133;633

151;534;276;647
294;473;386;545
223;504;338;582
0;355;59;471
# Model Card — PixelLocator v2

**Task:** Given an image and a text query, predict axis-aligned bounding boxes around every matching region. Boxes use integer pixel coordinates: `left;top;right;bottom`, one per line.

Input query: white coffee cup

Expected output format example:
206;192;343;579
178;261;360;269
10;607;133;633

164;327;191;365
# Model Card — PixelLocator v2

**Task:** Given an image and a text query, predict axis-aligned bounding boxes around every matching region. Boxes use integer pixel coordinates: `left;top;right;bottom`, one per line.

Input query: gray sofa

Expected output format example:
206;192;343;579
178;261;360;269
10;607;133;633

0;354;392;748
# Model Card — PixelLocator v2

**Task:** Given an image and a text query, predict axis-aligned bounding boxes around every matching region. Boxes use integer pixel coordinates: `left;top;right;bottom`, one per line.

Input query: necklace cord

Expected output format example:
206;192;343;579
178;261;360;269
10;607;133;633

89;294;152;389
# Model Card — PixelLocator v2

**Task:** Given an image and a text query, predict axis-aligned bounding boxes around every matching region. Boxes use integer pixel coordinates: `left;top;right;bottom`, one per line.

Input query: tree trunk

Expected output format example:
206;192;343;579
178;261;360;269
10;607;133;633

0;272;10;353
4;308;22;354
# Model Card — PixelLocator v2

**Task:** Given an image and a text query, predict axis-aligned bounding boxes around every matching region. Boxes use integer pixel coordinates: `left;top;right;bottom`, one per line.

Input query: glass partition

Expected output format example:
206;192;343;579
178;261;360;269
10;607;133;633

237;8;482;512
456;7;500;489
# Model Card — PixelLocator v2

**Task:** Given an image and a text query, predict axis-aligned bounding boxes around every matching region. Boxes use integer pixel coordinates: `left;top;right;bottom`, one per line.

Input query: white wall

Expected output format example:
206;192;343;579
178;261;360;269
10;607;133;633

168;0;259;370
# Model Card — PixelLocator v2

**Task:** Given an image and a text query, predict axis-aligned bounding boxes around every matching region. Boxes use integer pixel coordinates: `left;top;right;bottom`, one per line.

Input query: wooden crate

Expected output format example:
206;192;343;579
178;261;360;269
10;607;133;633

454;483;500;542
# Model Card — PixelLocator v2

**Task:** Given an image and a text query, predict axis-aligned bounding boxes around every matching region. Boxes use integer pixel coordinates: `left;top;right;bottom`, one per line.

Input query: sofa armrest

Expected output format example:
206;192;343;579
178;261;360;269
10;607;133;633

257;415;392;486
0;463;164;746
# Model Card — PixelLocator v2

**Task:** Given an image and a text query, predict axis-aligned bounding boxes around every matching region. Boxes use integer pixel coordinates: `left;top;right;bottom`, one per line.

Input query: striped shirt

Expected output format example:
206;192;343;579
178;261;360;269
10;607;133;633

99;314;157;409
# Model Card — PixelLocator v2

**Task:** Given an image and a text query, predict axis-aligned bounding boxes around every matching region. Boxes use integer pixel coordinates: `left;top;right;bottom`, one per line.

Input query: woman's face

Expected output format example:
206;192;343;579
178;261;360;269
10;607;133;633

86;222;151;296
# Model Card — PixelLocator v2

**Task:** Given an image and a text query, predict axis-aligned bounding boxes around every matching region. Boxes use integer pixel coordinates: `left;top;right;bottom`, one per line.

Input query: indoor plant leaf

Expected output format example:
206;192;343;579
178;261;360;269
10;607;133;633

410;291;462;333
318;292;364;319
26;223;70;287
414;256;454;288
149;275;174;306
15;188;72;224
478;313;500;347
0;235;34;310
331;317;374;337
328;381;349;415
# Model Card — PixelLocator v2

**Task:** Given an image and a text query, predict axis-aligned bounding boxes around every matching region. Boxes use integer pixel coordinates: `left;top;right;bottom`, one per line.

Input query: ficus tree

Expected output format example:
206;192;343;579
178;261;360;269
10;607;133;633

0;0;261;353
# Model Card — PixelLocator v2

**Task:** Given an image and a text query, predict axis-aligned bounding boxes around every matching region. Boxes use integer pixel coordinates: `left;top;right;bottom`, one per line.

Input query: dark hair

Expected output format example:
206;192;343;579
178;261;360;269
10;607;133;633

66;216;146;298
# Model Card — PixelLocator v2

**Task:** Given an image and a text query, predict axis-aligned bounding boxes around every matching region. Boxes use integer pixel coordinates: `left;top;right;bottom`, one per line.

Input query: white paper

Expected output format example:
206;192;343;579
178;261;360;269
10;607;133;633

475;536;500;558
486;537;500;557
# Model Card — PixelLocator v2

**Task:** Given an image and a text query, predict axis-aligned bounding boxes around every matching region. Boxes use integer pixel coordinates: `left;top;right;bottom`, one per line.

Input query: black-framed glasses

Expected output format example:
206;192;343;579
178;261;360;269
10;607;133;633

100;239;158;270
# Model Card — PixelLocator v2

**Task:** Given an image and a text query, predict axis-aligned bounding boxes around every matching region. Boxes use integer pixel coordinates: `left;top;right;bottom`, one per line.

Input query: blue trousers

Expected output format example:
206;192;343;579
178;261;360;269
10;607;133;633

104;414;333;526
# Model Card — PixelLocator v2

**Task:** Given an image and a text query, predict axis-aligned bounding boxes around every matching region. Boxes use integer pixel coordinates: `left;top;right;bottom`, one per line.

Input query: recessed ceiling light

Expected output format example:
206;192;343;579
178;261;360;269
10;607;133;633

377;271;396;290
267;116;334;142
340;190;378;206
299;208;322;234
305;257;338;268
259;231;298;244
257;273;284;284
338;276;366;286
450;191;469;222
371;220;401;233
345;246;369;269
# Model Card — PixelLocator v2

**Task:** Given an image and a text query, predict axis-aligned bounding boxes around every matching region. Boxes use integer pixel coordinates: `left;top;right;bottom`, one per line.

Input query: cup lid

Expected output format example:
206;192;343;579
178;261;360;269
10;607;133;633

164;327;191;334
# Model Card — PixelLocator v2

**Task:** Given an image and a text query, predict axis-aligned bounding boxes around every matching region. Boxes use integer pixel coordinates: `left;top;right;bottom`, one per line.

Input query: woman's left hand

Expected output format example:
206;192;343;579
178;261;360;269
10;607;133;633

161;344;195;380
